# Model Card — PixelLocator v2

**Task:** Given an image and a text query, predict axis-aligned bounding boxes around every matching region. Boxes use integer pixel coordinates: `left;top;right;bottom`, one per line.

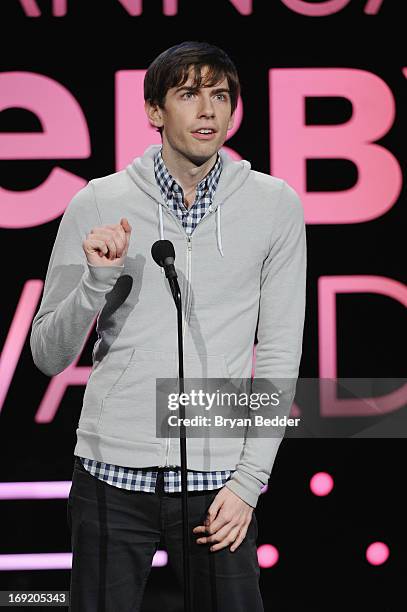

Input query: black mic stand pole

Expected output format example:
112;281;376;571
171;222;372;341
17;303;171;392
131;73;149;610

167;275;193;612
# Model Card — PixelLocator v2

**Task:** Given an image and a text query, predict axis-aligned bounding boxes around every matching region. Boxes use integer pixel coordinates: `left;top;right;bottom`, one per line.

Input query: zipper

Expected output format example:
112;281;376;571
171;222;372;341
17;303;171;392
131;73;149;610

157;203;218;467
155;208;182;467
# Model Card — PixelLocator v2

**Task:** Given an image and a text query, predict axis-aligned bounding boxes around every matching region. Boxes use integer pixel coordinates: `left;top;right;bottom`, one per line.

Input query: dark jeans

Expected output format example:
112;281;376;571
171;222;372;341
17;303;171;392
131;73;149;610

67;457;264;612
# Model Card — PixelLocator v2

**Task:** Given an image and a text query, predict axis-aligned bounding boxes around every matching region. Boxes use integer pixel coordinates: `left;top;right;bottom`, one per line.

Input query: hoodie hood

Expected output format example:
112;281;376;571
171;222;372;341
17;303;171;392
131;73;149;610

126;144;251;257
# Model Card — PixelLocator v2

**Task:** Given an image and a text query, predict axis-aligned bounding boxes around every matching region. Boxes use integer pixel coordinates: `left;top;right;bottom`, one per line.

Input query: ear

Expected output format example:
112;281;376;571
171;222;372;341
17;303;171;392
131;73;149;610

144;100;164;130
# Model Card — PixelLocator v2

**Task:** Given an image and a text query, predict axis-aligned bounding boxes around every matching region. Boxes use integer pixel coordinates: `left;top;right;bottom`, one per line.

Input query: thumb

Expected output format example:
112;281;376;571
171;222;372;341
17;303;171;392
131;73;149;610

120;217;132;233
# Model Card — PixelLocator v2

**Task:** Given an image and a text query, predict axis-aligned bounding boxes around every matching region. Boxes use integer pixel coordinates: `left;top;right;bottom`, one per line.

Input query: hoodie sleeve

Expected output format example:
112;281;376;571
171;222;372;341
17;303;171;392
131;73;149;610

224;180;307;508
30;180;124;377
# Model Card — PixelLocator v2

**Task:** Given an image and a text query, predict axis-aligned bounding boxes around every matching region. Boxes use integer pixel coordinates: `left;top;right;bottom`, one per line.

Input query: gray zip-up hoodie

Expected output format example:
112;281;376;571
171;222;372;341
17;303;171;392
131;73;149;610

30;144;307;508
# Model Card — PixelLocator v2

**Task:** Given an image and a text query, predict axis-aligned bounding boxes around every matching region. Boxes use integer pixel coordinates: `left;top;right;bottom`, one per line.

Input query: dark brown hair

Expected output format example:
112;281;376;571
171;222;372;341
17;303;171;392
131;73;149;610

144;41;241;135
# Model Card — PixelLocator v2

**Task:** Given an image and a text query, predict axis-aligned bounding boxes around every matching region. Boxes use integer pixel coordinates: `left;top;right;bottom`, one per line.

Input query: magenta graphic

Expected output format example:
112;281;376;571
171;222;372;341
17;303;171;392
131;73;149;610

16;0;385;18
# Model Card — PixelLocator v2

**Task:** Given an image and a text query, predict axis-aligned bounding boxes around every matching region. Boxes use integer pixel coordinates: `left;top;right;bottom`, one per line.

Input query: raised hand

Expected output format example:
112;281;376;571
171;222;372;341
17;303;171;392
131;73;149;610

83;218;132;267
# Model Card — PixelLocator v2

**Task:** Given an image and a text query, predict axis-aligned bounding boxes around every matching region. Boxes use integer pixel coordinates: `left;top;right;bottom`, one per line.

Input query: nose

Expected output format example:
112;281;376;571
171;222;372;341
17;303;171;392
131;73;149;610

197;94;215;118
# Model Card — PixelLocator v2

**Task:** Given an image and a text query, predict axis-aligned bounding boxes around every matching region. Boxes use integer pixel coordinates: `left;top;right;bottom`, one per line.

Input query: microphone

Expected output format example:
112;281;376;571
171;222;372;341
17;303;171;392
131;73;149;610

151;240;178;279
151;239;181;308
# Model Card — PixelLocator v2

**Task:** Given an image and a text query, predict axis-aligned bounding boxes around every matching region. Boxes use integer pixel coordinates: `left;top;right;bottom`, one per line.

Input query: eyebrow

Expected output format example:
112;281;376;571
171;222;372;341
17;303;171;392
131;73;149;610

175;86;230;95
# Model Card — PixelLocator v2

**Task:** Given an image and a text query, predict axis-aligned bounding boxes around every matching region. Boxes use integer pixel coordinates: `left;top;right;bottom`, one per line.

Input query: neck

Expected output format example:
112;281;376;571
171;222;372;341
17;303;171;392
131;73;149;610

161;142;218;202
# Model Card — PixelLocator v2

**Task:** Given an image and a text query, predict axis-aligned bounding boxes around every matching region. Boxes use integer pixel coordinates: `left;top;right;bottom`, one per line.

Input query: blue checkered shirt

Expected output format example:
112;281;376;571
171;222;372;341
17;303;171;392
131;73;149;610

78;147;234;493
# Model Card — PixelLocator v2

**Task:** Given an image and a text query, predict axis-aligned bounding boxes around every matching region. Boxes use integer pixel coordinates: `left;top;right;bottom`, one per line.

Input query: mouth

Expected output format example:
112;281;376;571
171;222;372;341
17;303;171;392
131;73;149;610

191;129;217;141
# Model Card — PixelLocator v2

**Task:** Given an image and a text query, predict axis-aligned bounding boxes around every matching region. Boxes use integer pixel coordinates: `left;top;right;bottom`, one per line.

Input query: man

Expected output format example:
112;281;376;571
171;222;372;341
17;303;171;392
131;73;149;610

30;41;306;611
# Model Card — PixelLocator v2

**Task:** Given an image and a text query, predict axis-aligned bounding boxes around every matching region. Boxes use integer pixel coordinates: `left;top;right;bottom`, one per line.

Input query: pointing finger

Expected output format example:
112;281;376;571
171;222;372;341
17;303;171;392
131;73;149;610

120;218;132;233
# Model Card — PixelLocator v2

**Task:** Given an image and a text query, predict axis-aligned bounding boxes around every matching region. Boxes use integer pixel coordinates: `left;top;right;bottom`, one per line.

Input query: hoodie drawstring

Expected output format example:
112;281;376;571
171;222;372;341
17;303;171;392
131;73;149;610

157;201;224;259
158;204;164;274
158;202;165;240
216;204;224;257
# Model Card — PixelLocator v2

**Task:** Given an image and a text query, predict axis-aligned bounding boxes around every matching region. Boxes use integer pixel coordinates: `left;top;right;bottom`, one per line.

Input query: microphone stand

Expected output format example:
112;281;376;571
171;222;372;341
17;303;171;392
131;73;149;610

167;275;192;612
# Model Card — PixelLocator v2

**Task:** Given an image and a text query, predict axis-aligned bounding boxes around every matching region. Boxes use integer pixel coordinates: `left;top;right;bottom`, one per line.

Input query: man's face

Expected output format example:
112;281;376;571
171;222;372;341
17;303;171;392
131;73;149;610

146;66;235;166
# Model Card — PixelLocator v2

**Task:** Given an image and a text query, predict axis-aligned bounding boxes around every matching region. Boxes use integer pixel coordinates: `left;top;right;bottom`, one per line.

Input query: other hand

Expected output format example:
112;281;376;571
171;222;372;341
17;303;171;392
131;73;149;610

192;486;254;553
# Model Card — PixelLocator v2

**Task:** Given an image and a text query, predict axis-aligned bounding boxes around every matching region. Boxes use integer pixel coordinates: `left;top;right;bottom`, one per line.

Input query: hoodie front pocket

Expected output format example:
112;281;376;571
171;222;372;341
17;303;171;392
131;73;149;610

79;347;136;430
97;348;177;441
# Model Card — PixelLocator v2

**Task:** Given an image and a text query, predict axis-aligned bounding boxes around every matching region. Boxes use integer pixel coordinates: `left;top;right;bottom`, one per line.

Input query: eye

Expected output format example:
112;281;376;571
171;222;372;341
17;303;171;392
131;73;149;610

215;94;226;100
182;91;196;99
